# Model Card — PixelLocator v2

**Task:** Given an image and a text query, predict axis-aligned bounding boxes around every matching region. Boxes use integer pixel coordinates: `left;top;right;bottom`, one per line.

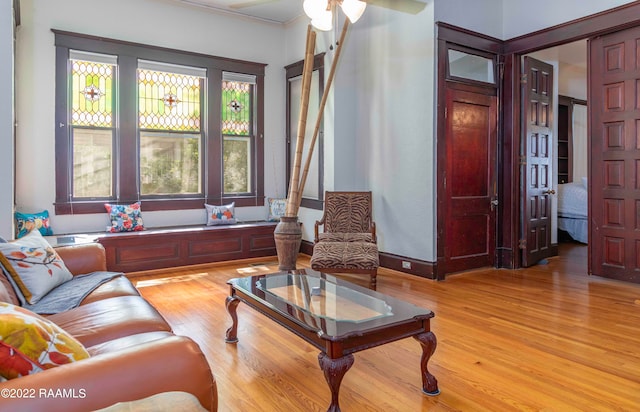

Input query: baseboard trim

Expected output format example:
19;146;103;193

302;240;437;280
379;252;437;279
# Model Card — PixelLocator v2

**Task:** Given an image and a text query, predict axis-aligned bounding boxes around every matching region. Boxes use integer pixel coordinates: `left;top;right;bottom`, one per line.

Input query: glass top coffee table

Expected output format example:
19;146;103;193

225;269;439;412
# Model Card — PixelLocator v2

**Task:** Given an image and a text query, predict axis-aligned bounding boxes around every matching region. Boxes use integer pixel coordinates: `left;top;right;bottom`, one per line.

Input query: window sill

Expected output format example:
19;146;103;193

54;195;265;215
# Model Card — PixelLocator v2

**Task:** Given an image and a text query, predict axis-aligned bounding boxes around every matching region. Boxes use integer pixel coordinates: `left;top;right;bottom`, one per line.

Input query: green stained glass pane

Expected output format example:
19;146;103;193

138;69;201;131
222;80;252;136
71;60;113;127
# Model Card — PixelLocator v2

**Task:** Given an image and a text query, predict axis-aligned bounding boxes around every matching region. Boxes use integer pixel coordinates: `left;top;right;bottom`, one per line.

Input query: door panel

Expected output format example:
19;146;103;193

521;57;555;267
444;88;497;273
589;26;640;283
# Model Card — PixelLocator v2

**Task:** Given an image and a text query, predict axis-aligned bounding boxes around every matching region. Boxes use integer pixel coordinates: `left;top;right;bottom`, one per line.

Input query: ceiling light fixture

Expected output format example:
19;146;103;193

303;0;366;31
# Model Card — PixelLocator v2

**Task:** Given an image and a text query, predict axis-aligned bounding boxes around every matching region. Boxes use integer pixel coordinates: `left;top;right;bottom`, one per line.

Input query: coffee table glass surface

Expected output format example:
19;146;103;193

228;269;433;339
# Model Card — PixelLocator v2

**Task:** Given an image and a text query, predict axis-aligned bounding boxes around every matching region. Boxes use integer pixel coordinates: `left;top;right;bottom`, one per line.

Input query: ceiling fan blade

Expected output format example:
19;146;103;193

229;0;279;9
365;0;427;14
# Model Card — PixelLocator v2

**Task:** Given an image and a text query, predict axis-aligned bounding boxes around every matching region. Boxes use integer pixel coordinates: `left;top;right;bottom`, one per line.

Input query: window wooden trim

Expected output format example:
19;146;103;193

285;53;325;210
445;43;497;87
53;30;266;214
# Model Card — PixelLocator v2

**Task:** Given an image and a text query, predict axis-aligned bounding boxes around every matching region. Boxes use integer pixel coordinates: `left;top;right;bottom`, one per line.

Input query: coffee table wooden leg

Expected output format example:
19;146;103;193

225;295;240;343
318;352;354;412
414;331;440;395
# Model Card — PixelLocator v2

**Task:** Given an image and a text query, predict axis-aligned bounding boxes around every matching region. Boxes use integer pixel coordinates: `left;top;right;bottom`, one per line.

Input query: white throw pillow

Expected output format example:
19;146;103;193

0;231;73;304
205;202;237;226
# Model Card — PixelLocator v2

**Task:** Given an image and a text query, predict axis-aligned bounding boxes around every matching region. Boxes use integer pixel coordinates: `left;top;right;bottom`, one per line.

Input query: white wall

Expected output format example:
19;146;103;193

435;0;637;40
16;0;287;234
285;4;437;261
559;63;587;101
435;0;503;39
503;0;637;39
0;0;15;240
353;4;437;261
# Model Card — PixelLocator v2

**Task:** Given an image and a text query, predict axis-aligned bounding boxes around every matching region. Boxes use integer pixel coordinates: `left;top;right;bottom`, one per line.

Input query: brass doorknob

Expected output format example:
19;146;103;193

542;189;556;195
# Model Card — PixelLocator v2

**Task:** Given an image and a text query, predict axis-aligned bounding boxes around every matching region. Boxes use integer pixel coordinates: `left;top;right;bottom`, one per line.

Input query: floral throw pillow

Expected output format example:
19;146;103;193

15;210;53;239
205;202;236;226
0;302;89;380
105;202;144;233
0;230;73;305
267;198;287;222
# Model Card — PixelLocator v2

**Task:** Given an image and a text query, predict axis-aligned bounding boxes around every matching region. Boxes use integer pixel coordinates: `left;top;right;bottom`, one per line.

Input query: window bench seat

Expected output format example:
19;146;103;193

46;221;278;273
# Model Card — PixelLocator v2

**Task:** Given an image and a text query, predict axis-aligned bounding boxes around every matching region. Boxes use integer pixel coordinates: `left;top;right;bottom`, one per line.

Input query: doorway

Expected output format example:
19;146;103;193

525;41;589;268
437;4;640;279
501;2;640;281
435;27;502;278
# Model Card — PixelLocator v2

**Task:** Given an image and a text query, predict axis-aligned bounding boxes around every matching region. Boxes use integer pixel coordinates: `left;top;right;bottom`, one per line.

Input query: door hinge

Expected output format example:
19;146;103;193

519;239;527;249
519;155;527;166
521;73;527;84
444;107;447;119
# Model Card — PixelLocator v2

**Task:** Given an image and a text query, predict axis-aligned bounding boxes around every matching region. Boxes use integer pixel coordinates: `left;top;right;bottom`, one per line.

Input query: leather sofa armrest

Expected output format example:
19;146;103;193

56;243;108;275
0;335;217;412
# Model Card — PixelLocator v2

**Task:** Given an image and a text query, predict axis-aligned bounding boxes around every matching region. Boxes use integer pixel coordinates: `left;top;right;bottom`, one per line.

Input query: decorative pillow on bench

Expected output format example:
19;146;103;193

267;198;286;222
205;202;236;226
14;210;53;239
105;202;145;233
0;230;73;305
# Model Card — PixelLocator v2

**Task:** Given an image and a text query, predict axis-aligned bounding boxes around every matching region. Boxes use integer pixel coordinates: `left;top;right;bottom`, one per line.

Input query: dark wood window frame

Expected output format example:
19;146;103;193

53;30;266;214
445;43;497;87
285;53;325;210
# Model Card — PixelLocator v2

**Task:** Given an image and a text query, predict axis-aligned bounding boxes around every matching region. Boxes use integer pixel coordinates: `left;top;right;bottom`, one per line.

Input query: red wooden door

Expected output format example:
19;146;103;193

589;26;640;283
521;57;555;267
444;87;497;273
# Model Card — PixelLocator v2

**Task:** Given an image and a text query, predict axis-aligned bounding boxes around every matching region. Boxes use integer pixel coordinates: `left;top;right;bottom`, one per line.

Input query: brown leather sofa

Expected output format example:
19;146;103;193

0;243;217;412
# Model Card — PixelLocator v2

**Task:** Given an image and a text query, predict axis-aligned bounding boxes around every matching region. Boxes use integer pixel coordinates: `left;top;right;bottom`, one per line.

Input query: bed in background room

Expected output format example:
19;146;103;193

557;178;588;244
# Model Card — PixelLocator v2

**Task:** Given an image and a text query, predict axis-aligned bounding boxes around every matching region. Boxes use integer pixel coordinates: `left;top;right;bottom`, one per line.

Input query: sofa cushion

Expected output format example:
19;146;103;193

46;296;172;347
0;268;20;306
0;302;89;380
56;243;107;276
0;230;73;304
79;275;141;305
87;331;174;356
95;391;208;412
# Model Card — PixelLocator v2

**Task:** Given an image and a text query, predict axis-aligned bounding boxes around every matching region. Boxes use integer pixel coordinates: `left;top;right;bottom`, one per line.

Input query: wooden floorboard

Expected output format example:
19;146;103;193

132;244;640;411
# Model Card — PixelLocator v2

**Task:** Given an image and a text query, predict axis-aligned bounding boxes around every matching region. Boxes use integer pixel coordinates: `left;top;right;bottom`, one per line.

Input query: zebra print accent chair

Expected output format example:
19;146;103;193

311;191;379;289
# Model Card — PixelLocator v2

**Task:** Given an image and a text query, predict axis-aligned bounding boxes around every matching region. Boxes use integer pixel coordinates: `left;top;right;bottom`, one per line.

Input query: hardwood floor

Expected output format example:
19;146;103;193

131;244;640;411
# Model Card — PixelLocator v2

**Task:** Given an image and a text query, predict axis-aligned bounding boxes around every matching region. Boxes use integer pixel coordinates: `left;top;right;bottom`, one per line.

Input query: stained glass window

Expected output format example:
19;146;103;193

222;80;252;135
71;60;114;127
222;74;255;194
138;69;201;131
56;32;266;213
69;51;116;199
137;62;205;195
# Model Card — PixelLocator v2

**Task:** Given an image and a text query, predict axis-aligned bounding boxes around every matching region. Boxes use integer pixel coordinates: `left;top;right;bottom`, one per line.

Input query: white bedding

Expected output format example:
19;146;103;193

558;216;587;243
557;182;587;219
557;181;588;243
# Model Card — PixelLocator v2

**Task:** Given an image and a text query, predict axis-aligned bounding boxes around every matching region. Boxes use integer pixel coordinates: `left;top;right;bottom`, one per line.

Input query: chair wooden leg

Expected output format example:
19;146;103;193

370;269;377;291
